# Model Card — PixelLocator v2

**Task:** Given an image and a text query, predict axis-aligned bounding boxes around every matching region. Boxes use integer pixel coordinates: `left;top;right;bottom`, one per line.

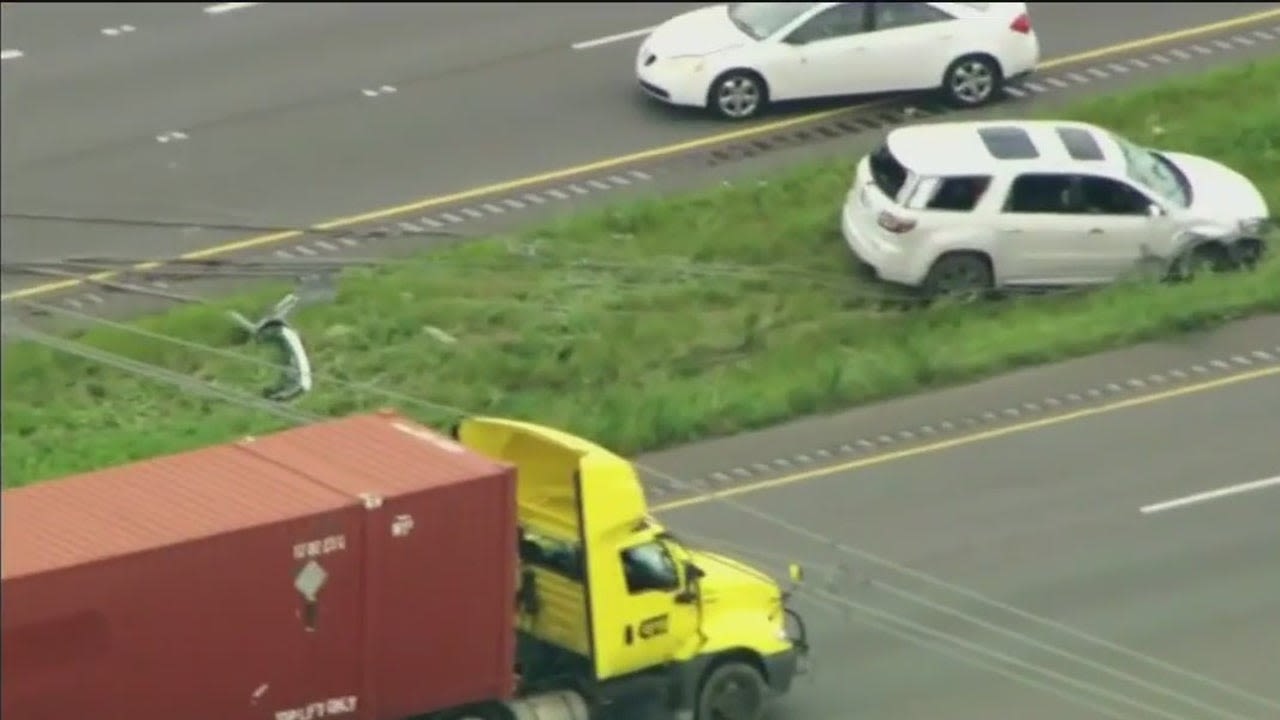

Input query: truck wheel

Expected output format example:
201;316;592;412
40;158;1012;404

696;661;767;720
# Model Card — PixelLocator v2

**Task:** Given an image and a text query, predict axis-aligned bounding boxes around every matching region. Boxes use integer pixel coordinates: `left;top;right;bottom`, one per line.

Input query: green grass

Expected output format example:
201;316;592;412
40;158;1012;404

4;59;1279;488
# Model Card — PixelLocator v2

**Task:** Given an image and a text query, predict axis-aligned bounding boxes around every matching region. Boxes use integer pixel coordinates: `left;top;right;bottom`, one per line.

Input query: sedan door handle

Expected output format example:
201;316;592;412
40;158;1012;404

1088;228;1105;235
999;228;1025;234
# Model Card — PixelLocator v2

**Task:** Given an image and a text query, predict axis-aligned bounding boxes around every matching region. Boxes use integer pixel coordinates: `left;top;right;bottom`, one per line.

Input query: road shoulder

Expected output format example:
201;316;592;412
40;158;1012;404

638;314;1280;498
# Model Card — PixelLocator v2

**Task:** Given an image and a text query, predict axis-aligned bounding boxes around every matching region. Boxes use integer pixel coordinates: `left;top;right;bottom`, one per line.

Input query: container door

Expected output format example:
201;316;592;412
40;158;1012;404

363;476;518;718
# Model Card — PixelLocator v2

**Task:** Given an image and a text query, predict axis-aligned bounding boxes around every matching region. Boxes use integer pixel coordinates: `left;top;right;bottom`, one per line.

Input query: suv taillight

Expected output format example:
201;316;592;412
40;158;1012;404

877;211;917;234
1010;13;1032;34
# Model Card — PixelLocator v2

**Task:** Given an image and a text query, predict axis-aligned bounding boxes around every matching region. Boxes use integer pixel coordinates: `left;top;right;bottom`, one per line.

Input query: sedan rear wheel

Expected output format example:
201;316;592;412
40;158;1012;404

709;71;767;120
942;55;1002;108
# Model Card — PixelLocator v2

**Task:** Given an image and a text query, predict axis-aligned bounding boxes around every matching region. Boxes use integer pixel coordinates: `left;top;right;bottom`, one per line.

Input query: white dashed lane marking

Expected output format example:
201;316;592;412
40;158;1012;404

642;351;1280;498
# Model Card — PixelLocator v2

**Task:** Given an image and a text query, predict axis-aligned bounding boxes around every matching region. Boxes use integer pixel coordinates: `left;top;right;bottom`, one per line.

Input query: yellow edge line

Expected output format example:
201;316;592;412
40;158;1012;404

652;365;1280;513
5;7;1279;302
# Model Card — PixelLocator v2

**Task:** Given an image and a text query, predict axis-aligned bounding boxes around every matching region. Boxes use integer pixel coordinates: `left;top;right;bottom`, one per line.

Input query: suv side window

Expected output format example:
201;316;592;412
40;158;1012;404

1078;175;1152;216
872;1;954;31
786;2;868;44
928;175;992;211
1003;174;1078;214
1005;174;1157;216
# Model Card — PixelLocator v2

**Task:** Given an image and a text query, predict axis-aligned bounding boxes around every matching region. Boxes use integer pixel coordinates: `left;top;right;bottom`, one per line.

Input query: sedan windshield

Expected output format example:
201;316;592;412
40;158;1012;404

1111;133;1190;208
727;2;818;40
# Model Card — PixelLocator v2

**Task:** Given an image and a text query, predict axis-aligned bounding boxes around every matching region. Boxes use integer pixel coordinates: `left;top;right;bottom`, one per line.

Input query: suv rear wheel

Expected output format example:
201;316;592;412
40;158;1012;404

922;253;993;301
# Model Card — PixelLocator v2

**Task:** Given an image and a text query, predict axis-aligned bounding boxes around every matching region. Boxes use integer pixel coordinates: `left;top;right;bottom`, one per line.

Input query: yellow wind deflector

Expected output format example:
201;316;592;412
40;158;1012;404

455;417;648;541
453;417;649;676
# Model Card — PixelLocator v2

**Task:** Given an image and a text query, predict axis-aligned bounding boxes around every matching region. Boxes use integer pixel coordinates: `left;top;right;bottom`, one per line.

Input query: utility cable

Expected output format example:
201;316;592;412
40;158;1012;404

637;462;1277;718
1;321;1161;718
792;588;1142;720
8;300;1276;718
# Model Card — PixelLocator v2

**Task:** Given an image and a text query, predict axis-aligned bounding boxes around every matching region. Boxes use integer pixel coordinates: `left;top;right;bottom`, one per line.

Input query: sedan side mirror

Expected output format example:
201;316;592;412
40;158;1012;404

1146;203;1166;218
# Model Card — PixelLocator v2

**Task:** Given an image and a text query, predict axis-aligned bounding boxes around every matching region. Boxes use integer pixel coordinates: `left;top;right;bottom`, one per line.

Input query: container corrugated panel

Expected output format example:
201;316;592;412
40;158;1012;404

2;411;519;720
1;441;351;579
1;439;367;720
242;411;519;719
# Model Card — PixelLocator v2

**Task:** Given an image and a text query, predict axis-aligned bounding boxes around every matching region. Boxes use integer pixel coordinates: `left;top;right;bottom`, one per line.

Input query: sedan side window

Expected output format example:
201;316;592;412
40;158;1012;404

786;2;868;44
1003;174;1080;214
1077;176;1153;216
872;1;954;31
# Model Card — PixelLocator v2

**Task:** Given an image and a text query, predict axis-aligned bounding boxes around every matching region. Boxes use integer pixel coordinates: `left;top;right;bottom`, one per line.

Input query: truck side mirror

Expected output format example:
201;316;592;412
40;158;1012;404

788;564;805;583
675;562;704;604
783;563;805;601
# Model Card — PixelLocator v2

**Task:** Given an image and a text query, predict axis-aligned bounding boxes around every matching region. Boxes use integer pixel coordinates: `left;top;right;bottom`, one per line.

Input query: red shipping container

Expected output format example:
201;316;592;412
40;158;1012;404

2;411;518;720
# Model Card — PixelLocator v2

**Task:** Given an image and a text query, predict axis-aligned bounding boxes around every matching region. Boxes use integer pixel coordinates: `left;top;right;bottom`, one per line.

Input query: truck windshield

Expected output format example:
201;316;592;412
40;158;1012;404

728;2;818;40
1111;133;1190;208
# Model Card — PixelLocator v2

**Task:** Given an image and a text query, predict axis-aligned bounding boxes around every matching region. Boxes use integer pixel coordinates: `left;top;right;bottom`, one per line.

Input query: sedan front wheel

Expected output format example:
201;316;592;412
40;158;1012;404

708;70;768;120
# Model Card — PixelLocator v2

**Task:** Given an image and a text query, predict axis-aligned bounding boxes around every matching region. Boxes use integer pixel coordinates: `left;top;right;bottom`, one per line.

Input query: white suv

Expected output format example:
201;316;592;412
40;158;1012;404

840;119;1271;296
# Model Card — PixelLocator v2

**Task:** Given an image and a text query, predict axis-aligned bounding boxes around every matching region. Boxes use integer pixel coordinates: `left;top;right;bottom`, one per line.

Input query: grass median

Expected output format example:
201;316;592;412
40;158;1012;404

4;58;1279;488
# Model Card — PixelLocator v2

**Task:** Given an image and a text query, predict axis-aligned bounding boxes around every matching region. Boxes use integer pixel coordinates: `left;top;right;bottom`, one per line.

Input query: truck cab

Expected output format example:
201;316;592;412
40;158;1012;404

454;417;808;720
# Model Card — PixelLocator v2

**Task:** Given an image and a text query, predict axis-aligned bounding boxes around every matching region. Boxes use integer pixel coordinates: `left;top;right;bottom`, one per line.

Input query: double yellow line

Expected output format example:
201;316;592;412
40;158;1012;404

4;7;1279;302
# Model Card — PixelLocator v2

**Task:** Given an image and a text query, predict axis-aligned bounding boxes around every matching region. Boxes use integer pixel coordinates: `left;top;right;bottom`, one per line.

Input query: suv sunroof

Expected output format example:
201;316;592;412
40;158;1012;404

1055;127;1105;161
977;126;1039;160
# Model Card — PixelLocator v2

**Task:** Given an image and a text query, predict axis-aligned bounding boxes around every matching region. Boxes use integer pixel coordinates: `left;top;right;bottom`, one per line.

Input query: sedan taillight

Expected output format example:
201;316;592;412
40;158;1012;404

1010;13;1032;34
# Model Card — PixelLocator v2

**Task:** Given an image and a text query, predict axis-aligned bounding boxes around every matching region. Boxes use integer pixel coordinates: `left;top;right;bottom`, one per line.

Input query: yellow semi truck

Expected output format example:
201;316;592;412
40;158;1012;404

454;417;810;720
2;411;806;720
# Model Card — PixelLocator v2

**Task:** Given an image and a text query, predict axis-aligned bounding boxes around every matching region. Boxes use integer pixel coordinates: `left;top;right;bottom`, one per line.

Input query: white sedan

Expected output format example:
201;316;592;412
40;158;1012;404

636;2;1040;120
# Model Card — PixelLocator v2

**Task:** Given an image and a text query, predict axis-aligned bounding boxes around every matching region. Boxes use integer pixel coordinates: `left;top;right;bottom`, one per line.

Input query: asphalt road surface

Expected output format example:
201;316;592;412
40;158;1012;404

659;365;1280;720
3;2;1278;268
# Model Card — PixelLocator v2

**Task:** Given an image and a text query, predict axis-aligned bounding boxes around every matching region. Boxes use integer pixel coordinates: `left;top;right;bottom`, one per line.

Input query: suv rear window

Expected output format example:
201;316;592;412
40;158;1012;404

869;144;909;200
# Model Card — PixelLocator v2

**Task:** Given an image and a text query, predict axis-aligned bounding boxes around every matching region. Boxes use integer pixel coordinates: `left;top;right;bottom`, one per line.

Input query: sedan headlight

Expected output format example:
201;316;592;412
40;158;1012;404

664;55;707;73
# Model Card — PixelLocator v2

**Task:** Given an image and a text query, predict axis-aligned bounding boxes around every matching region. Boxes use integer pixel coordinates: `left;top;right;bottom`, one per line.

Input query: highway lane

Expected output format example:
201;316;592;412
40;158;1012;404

660;368;1280;719
3;3;1277;270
